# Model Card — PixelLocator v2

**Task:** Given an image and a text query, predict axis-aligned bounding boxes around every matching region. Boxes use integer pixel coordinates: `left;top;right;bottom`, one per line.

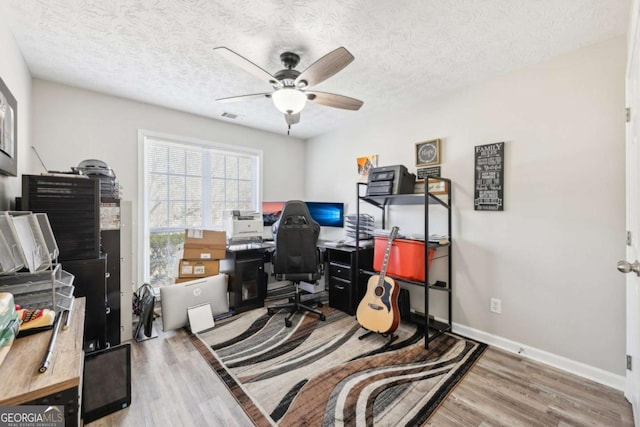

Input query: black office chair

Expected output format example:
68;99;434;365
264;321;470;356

267;200;326;327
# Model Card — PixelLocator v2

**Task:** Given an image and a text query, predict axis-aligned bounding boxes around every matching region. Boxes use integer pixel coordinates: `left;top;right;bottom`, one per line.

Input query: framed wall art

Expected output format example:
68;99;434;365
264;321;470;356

427;178;449;195
474;142;504;211
415;139;440;167
357;154;378;181
0;76;17;176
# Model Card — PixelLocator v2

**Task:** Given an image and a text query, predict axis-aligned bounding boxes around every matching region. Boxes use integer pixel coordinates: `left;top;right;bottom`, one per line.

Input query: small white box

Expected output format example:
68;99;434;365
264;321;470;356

299;280;325;294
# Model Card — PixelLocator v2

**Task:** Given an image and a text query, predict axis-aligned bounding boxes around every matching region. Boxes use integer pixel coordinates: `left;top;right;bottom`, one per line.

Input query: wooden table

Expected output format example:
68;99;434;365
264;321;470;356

0;297;85;425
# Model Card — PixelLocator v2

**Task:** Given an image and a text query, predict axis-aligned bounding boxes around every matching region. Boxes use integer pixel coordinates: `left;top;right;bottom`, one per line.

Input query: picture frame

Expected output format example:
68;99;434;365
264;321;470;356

357;154;378;181
415;139;440;167
0;76;17;176
427;178;449;195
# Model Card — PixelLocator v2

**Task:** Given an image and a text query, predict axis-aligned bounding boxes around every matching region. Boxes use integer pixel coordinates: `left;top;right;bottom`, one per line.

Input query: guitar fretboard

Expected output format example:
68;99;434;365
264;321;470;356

378;226;399;287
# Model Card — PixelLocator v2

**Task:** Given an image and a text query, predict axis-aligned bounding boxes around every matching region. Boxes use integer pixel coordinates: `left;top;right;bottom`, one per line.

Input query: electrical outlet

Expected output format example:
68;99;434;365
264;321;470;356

490;298;502;314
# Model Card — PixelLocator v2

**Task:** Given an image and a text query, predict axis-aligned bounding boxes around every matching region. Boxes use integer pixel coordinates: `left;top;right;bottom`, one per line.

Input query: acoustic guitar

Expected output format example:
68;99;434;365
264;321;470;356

356;226;401;334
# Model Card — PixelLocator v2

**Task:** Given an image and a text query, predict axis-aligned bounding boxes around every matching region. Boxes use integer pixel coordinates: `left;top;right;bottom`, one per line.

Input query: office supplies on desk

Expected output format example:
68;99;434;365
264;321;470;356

343;238;374;248
345;214;375;240
39;310;62;373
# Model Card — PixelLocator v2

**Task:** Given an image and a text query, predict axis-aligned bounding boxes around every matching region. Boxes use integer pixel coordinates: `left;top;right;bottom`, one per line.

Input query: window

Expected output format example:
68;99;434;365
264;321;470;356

141;133;261;286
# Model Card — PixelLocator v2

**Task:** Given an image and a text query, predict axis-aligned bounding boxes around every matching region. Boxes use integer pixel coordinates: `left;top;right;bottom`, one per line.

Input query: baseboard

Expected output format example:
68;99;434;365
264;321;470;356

452;322;626;391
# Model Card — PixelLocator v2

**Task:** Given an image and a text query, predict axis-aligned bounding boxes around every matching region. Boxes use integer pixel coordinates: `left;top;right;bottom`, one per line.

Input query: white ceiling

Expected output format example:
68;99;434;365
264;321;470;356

0;0;631;139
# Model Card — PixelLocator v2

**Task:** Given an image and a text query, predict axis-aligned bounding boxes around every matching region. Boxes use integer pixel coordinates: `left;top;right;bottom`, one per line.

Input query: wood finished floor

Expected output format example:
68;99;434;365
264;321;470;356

89;319;634;427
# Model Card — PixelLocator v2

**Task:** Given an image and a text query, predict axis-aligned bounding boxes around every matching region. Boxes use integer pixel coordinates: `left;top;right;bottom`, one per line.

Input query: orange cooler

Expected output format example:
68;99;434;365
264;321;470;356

373;237;435;282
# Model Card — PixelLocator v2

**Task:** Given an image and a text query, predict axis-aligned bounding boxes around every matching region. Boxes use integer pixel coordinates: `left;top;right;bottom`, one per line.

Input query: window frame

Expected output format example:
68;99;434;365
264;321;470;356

137;129;263;286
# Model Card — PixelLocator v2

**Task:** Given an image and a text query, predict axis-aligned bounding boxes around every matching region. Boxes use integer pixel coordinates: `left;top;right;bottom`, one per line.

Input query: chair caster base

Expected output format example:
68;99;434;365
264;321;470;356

267;309;275;315
320;314;326;321
285;319;292;327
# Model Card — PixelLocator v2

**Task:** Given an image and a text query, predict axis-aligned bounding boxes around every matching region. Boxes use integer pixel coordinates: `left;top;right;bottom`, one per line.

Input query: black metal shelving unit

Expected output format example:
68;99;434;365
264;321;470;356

355;178;452;349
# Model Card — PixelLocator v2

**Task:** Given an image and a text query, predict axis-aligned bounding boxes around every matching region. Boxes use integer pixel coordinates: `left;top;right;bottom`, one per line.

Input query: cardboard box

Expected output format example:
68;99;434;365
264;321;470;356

182;229;227;260
178;259;220;278
184;229;226;249
174;276;209;284
182;246;226;260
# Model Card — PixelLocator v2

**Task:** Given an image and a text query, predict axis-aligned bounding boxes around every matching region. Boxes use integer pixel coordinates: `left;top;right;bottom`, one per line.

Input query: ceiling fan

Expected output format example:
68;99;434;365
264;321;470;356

214;46;363;134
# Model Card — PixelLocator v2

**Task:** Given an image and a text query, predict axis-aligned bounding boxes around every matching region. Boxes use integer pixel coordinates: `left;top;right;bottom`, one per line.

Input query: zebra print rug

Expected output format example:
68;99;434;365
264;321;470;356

190;305;486;426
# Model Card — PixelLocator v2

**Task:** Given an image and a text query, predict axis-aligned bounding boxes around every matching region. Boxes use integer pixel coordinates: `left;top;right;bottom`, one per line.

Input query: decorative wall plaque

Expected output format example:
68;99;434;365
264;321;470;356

415;139;440;166
474;142;504;211
417;166;440;181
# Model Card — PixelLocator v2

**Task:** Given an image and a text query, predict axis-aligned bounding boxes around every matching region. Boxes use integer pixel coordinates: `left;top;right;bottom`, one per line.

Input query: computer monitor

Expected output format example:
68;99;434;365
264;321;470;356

160;274;230;331
83;343;131;423
262;201;284;226
305;202;344;227
262;201;345;227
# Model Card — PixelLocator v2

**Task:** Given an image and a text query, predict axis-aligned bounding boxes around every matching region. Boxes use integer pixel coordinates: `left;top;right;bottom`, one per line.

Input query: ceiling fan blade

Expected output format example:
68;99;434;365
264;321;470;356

285;113;300;125
295;47;354;88
216;93;272;103
214;47;282;87
306;91;363;110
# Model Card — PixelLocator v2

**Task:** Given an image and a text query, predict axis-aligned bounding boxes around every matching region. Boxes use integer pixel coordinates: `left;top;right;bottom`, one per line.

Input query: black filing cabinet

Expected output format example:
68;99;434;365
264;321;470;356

220;247;268;313
326;247;373;315
63;256;108;352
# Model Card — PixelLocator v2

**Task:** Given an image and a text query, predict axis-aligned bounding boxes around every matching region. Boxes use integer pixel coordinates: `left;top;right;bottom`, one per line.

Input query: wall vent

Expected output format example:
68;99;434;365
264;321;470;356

221;112;238;119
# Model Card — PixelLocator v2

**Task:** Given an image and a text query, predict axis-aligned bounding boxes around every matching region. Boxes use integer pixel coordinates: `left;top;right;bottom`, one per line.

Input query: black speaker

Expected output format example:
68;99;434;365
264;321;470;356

398;288;411;320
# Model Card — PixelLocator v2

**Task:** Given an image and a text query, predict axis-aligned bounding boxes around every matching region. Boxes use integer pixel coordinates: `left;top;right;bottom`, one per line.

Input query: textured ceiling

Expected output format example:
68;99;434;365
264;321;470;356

0;0;631;139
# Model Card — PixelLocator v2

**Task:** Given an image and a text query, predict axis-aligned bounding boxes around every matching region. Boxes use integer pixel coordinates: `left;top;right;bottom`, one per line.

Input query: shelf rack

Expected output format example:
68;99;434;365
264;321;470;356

355;177;452;349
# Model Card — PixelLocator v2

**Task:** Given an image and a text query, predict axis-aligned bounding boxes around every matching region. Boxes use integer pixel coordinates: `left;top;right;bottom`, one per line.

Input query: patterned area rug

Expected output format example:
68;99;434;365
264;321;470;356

190;306;486;426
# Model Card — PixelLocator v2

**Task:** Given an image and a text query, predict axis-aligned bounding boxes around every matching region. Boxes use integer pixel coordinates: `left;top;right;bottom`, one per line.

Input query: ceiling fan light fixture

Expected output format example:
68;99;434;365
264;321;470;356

272;88;307;114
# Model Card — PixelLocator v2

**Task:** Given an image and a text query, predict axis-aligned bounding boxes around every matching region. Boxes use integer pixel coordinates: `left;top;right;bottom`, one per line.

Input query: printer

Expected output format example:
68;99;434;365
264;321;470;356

224;211;264;244
366;165;416;196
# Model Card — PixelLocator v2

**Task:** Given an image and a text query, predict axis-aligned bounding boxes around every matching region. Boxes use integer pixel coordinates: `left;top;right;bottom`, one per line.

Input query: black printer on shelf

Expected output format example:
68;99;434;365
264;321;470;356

366;165;416;196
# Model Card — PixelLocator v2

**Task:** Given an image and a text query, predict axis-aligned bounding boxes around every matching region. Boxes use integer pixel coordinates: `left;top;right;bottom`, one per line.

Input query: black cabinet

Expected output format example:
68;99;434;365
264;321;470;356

63;256;107;352
326;247;373;315
22;175;101;261
220;248;268;313
101;229;120;347
22;175;123;351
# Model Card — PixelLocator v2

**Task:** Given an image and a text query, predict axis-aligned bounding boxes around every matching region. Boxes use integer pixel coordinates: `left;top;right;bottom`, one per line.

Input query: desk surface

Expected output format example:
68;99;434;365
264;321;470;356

0;297;85;405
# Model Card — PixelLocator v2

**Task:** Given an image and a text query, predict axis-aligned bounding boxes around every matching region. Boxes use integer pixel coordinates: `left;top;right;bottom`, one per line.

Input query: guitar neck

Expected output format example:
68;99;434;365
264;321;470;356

378;227;398;286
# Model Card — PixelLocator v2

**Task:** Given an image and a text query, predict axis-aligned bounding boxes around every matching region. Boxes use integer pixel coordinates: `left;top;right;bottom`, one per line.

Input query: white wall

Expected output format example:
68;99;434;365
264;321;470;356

306;37;627;377
30;80;307;285
0;14;32;208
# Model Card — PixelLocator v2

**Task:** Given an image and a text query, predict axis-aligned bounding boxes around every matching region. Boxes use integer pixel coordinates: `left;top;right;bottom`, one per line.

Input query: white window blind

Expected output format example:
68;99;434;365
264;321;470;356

143;135;260;286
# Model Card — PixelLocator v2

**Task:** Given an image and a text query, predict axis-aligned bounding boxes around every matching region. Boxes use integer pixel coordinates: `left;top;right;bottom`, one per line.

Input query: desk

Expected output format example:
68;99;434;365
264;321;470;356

0;298;85;426
222;241;369;314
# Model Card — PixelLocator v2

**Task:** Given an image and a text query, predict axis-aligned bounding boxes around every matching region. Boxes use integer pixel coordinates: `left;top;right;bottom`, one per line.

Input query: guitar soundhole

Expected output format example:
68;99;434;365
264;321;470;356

375;286;384;297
